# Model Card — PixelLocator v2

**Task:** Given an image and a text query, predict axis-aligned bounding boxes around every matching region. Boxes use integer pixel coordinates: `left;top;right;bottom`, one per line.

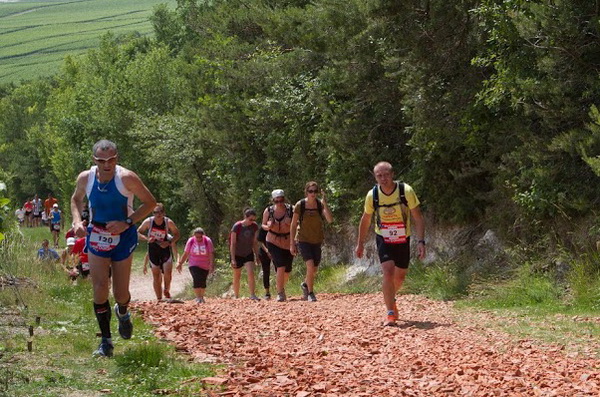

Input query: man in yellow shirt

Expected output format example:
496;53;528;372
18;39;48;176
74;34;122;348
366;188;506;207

355;161;426;326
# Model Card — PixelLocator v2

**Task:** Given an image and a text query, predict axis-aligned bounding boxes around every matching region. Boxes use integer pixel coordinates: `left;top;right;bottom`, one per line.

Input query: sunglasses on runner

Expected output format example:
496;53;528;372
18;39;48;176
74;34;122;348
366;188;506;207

93;155;118;164
307;189;318;194
274;198;285;203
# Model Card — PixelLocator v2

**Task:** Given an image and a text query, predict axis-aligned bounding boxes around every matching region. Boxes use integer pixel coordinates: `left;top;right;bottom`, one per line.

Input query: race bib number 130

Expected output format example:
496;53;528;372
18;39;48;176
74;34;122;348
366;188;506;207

380;222;407;244
89;226;120;252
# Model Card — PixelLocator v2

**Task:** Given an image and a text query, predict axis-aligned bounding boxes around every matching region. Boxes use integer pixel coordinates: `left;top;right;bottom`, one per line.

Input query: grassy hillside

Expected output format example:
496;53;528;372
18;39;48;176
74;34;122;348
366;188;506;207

0;0;176;84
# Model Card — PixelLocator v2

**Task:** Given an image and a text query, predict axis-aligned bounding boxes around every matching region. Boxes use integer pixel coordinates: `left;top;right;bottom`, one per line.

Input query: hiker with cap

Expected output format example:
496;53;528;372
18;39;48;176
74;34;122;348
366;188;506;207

49;203;63;248
355;161;426;326
261;189;294;302
290;181;333;302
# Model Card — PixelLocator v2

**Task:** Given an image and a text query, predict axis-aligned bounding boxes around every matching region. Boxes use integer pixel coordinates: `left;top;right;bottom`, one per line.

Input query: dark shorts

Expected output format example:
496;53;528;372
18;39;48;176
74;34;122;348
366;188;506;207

149;248;172;273
189;266;209;289
76;262;90;278
376;235;411;269
25;211;32;216
266;242;293;273
50;223;61;233
33;212;41;218
86;224;138;262
234;253;254;269
297;241;322;266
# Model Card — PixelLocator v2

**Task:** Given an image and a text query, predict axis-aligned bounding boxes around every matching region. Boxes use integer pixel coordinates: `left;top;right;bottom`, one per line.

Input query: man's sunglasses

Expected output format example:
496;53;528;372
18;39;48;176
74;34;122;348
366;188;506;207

93;155;118;164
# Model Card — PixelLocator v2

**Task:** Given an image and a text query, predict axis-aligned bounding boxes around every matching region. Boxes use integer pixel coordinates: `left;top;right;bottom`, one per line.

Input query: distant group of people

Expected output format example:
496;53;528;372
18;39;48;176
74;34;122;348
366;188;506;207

32;139;428;358
17;193;66;247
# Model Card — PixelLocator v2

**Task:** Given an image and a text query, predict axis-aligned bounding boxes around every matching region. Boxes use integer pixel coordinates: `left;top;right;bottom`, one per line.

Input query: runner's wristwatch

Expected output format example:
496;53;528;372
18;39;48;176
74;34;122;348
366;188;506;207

417;240;426;245
125;217;133;226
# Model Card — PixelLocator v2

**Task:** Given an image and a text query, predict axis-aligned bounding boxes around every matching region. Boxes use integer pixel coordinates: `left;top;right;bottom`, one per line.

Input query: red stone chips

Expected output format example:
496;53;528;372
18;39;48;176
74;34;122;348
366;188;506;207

134;294;600;396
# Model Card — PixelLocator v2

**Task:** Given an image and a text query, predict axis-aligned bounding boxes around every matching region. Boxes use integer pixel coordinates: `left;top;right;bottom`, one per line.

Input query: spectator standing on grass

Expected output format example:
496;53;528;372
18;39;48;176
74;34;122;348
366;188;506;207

177;227;214;304
23;198;33;228
229;208;260;300
290;181;333;302
32;194;43;227
44;193;58;220
71;139;156;358
355;161;426;327
15;207;25;226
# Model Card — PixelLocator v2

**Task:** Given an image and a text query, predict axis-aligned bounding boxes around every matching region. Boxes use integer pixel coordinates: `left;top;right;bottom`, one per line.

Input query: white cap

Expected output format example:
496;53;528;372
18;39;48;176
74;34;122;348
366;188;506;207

271;189;285;199
53;203;59;208
66;237;76;246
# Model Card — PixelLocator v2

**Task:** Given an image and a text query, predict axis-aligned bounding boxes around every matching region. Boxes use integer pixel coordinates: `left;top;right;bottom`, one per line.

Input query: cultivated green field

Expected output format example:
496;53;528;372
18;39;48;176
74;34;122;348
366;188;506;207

0;0;176;84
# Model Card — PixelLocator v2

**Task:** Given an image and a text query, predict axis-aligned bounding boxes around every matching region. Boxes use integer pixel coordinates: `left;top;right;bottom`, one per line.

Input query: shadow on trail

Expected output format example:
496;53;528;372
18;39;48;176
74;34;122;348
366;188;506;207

397;320;451;330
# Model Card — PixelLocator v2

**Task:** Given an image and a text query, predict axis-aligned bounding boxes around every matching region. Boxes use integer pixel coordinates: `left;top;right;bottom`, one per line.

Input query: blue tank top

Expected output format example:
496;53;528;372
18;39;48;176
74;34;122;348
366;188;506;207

86;166;133;223
51;210;61;224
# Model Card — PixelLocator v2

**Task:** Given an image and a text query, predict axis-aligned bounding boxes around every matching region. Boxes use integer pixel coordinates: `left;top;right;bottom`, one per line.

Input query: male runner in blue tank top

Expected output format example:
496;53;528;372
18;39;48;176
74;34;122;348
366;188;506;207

71;140;156;357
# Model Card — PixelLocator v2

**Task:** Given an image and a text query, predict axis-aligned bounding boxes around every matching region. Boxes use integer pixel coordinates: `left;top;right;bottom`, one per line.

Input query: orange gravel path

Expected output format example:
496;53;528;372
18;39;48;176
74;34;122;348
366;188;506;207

134;294;600;396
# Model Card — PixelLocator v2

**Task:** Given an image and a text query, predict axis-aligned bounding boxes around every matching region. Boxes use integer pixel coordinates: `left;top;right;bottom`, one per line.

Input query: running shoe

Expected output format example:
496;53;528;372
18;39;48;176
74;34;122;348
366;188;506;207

276;292;286;302
114;304;133;340
163;289;171;299
249;295;260;301
264;293;271;300
195;297;205;304
300;282;309;301
384;311;397;327
93;338;114;358
308;292;317;302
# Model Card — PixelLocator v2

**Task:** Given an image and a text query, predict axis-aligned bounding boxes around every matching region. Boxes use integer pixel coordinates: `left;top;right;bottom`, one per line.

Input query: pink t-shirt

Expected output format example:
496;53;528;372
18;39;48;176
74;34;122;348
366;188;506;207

184;236;213;269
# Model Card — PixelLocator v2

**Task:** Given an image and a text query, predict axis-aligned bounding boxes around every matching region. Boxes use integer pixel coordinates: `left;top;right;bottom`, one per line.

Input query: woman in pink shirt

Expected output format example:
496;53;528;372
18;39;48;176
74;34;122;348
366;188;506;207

177;227;214;303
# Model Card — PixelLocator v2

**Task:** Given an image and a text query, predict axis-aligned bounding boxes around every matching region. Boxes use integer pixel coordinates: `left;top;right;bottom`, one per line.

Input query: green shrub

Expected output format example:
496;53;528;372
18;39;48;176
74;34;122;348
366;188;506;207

566;254;600;310
404;261;470;301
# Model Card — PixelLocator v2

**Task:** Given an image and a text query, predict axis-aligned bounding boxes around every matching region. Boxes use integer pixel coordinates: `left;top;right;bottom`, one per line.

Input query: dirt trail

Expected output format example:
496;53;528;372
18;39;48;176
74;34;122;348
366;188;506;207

135;294;600;396
129;267;192;302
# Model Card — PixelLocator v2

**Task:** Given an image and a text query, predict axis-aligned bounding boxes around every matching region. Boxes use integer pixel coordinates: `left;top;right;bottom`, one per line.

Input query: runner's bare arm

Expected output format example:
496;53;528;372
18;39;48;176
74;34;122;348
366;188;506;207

168;221;180;244
137;218;150;241
355;212;372;258
230;231;237;267
321;193;334;224
71;171;90;237
107;170;156;234
289;212;299;255
410;206;426;260
261;207;271;230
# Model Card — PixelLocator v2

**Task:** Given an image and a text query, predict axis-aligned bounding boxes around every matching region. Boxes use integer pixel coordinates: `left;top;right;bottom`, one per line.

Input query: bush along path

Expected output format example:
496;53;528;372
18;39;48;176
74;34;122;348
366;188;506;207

134;294;600;396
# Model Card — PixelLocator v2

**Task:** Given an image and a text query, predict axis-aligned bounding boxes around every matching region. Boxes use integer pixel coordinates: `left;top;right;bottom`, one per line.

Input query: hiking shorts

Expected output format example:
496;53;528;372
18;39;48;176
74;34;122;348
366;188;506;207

266;242;293;273
234;253;254;269
376;235;410;269
189;266;209;289
297;241;322;266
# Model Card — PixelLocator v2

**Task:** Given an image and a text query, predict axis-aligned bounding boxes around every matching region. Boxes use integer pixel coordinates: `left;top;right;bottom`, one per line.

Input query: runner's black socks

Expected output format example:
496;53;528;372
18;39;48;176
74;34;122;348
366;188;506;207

94;300;112;339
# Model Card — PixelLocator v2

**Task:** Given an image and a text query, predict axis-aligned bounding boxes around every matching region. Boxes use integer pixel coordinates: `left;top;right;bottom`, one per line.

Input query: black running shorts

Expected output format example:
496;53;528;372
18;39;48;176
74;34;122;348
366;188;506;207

376;235;411;269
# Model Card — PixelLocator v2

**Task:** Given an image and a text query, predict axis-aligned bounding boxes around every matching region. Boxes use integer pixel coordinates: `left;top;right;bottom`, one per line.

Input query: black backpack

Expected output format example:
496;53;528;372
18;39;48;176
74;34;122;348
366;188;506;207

299;198;324;225
372;182;407;228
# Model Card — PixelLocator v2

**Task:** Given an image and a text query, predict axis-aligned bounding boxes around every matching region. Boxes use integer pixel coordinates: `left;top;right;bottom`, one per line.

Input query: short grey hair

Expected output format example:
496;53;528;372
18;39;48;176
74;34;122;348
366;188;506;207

192;227;205;235
92;140;118;156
